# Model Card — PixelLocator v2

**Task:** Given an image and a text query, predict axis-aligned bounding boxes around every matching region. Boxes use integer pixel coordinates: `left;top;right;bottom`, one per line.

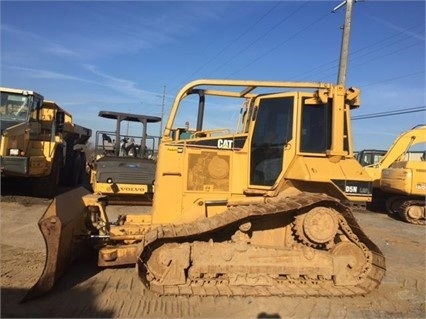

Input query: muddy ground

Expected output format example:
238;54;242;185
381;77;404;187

0;194;425;318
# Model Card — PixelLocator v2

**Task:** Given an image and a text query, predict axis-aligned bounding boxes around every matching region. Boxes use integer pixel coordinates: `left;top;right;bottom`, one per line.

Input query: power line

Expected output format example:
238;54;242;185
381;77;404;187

170;3;423;96
210;1;309;77
226;8;331;78
352;106;426;120
182;1;283;82
291;23;424;81
300;37;423;83
358;71;424;87
167;2;283;94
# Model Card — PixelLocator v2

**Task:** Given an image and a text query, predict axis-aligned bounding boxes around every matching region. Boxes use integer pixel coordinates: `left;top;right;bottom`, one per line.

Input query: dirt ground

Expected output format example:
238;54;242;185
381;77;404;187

0;195;425;318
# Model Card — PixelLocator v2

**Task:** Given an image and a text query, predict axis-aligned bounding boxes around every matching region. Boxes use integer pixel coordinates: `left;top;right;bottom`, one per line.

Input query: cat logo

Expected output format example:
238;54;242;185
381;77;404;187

217;139;233;149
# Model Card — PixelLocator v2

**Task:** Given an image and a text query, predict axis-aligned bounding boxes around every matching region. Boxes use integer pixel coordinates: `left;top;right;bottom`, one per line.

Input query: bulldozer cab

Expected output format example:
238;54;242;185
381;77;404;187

250;94;334;186
152;80;366;224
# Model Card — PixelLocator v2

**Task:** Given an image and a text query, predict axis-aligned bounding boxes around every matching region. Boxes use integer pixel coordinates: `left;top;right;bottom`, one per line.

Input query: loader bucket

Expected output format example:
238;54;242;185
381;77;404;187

23;186;91;302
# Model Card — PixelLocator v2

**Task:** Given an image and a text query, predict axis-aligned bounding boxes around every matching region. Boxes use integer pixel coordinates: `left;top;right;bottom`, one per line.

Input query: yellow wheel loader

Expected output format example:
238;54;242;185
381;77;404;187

25;79;386;301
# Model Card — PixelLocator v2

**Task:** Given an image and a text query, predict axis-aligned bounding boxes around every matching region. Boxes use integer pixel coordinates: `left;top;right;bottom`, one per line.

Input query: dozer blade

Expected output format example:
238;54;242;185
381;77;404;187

23;186;91;302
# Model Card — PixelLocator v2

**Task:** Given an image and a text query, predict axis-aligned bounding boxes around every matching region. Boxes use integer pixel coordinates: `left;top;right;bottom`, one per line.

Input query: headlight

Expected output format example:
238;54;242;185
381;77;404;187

9;148;20;156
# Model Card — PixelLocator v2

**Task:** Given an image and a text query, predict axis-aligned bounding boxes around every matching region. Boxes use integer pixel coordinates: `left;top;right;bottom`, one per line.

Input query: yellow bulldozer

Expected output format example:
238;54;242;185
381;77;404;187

25;79;386;301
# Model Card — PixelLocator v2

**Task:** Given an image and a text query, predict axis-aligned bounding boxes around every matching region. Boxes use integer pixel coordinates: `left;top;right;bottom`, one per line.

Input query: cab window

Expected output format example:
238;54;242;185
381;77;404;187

250;96;293;186
300;99;331;153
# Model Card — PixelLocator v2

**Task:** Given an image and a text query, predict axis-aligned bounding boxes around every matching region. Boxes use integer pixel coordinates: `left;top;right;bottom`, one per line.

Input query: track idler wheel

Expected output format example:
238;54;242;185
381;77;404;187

146;243;190;285
330;241;367;285
398;202;425;225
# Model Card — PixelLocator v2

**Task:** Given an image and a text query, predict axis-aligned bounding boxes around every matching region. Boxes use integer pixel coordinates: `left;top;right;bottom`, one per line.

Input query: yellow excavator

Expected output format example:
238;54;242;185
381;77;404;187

381;158;426;225
25;79;386;301
379;126;426;225
363;125;426;224
355;149;386;166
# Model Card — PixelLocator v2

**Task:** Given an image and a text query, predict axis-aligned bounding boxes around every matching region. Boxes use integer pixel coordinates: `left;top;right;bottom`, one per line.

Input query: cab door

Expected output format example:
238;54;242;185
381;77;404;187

249;94;295;187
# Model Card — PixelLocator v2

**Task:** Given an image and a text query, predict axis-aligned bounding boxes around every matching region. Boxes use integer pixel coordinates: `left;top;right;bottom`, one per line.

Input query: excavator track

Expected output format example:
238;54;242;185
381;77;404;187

137;192;385;297
397;199;425;225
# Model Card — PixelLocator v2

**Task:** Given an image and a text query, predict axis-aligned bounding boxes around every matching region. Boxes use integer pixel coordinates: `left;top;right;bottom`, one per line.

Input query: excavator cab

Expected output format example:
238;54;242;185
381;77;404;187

26;80;385;301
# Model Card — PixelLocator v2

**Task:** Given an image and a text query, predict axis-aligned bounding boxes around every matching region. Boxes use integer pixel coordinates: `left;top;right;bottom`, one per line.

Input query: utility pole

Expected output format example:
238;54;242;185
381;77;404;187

333;0;356;87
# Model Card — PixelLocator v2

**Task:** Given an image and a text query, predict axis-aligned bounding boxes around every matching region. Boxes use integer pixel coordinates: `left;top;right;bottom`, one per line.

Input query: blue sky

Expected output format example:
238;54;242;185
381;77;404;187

1;0;425;150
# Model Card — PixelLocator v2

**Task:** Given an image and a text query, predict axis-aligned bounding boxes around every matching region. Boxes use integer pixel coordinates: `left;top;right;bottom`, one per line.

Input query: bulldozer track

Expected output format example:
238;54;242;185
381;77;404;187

138;192;386;297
